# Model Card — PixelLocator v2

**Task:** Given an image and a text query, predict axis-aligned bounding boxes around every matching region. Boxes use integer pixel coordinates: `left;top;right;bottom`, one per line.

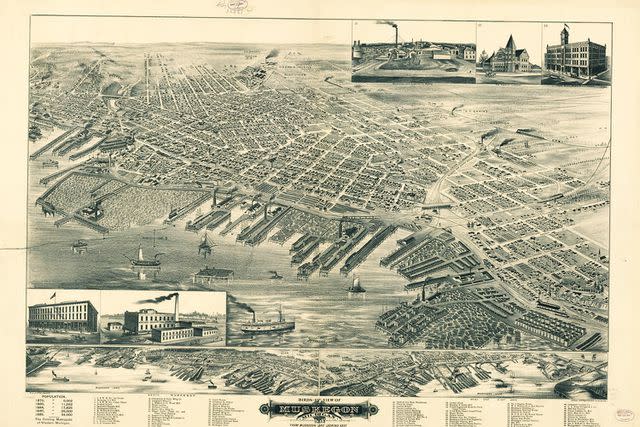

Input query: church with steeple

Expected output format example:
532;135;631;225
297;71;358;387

485;34;532;73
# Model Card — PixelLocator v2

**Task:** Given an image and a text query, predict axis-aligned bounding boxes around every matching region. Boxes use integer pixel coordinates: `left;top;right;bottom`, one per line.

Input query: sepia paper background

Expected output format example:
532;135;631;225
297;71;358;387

1;0;639;425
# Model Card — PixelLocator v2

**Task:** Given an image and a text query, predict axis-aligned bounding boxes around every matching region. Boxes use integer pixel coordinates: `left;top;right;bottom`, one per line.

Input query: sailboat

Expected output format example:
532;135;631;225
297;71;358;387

347;276;366;293
198;232;216;258
124;244;163;268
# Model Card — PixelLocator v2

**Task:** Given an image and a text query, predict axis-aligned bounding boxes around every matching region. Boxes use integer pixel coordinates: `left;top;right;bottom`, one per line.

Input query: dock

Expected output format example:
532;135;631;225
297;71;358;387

29;127;79;160
340;225;396;275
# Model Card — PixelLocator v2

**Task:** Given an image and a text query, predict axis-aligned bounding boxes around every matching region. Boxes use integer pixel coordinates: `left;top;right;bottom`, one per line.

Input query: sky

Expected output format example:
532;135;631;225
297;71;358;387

353;20;476;45
100;290;226;316
542;22;611;49
31;15;351;45
476;22;543;66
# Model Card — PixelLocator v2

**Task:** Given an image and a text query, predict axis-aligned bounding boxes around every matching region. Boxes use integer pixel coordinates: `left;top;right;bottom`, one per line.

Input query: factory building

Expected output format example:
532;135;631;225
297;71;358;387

120;293;220;343
123;308;175;333
486;35;532;72
545;26;607;78
28;300;98;332
151;326;194;343
193;326;218;337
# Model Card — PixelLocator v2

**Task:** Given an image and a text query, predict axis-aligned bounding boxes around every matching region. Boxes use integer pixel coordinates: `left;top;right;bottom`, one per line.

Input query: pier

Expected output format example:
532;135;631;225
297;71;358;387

340;225;396;275
29;127;79;160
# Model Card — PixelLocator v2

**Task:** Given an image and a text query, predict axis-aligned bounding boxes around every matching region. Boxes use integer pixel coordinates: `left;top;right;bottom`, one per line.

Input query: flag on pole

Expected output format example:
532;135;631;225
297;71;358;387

50;292;56;300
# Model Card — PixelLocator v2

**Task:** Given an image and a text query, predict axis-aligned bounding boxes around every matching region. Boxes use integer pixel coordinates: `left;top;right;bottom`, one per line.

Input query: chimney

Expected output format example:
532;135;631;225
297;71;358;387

174;294;180;323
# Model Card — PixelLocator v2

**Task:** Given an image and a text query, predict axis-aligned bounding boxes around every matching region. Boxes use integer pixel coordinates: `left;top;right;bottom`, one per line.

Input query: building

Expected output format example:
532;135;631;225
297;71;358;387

486;35;531;72
545;26;607;78
123;308;175;333
28;300;98;332
193;326;218;337
122;293;220;343
463;47;476;61
106;322;122;331
352;40;363;60
433;49;453;60
151;326;194;343
445;46;459;57
192;266;235;284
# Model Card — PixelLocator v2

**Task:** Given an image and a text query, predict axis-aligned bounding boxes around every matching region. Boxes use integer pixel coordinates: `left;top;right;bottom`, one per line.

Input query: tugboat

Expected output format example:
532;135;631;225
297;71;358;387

198;232;216;258
71;239;88;253
240;305;295;334
124;244;163;269
269;270;283;280
347;276;366;293
207;379;217;390
51;370;69;382
493;379;509;389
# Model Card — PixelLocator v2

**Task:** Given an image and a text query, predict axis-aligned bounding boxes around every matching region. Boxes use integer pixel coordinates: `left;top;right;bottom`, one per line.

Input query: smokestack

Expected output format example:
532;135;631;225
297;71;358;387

395;26;398;48
174;293;180;323
421;285;426;302
212;188;217;208
338;219;343;238
252;311;256;322
264;203;268;221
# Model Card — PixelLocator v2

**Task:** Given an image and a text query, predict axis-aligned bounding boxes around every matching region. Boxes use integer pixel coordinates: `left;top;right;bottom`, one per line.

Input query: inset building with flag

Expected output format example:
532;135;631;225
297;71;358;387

28;300;99;333
545;24;607;78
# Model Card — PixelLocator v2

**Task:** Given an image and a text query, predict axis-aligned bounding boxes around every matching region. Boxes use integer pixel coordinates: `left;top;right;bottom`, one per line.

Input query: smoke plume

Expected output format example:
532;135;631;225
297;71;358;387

377;20;397;28
137;292;179;304
227;294;254;313
266;48;280;60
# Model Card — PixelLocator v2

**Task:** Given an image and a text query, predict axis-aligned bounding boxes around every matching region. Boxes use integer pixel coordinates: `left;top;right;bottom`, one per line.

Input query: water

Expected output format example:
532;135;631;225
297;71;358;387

28;158;412;348
27;351;258;394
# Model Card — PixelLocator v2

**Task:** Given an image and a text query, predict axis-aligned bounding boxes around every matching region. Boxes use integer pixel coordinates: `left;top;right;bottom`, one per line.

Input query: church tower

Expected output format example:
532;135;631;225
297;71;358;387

505;34;516;52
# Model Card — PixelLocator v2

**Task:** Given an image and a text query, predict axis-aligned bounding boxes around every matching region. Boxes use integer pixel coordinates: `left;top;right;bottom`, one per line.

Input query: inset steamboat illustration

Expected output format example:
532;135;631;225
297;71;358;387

241;305;295;334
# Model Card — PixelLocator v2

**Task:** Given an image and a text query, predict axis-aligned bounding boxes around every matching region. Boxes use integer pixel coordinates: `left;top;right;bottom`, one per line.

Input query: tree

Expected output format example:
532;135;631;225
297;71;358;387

479;50;489;65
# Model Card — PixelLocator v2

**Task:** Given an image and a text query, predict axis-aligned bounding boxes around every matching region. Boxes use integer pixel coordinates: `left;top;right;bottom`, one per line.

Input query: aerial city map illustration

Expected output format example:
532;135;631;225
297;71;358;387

26;17;610;400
